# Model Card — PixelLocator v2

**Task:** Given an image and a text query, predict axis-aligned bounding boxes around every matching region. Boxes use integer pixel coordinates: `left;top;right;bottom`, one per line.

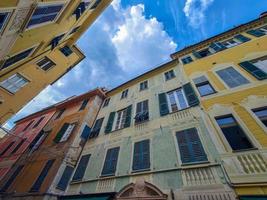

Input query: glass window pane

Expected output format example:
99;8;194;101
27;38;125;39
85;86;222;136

176;89;188;109
197;83;215;96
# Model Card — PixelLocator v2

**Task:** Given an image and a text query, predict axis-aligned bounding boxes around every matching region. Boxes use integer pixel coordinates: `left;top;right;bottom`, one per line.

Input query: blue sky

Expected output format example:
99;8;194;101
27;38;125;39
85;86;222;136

4;0;267;128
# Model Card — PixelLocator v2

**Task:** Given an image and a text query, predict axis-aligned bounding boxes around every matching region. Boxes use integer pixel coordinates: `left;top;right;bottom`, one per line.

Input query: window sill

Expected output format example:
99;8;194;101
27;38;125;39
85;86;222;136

199;91;217;97
100;173;115;178
131;168;150;174
181;161;210;167
134;119;149;125
232;147;258;153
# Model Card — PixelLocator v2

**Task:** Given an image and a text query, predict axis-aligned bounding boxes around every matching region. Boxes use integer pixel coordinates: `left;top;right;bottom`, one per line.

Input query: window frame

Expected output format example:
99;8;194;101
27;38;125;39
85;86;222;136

0;10;12;35
0;45;37;70
166;87;189;113
164;70;176;81
26;2;66;30
121;89;128;99
251;106;267;133
135;99;149;124
0;73;30;94
214;66;251;89
60;46;73;57
214;114;256;152
181;55;193;64
131;139;151;173
36;57;56;71
100;146;120;177
221;38;241;48
193;75;216;97
103;98;110;107
114;108;127;131
139;80;148;91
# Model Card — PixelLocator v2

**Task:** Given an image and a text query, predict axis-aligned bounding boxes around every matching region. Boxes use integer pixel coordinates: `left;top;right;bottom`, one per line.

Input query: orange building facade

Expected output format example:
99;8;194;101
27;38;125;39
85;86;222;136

0;88;106;199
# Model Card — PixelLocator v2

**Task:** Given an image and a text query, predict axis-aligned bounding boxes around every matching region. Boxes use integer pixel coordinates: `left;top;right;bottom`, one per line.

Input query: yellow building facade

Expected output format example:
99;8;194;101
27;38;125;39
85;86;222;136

172;14;267;199
0;0;112;124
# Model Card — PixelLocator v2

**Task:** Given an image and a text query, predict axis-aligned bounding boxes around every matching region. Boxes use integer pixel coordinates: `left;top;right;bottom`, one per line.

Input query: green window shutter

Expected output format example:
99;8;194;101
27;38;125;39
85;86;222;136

124;105;132;128
183;82;199;107
54;123;70;143
239;61;267;80
247;29;265;37
105;112;115;134
192;51;201;59
158;93;169;116
234;34;251;42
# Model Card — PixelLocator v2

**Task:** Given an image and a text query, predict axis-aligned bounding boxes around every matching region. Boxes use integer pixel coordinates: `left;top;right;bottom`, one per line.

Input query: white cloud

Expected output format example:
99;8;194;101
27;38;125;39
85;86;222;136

112;4;177;73
183;0;214;28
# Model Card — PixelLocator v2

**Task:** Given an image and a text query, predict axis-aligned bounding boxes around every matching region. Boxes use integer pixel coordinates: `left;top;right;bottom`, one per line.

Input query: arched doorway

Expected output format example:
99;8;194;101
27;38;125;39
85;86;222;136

116;179;168;200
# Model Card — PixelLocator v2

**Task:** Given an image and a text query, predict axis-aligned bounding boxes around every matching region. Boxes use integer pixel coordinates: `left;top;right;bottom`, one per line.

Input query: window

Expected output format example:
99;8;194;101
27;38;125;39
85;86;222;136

1;47;35;70
80;125;91;141
247;26;267;37
222;38;241;48
105;105;132;133
0;141;15;157
30;160;55;192
164;70;175;81
140;80;148;91
36;57;55;71
193;48;211;58
132;140;150;171
79;99;89;111
90;118;104;138
0;74;29;93
11;138;26;154
33;117;45;128
167;88;189;112
121;89;128;99
216;115;254;151
251;56;267;74
54;123;76;143
56;166;74;191
0;165;24;192
103;98;110;107
193;76;216;96
135;100;149;124
115;108;127;130
181;56;193;64
60;46;73;57
239;57;267;80
101;147;120;176
216;67;249;88
209;42;226;52
72;154;90;181
28;131;46;153
90;0;101;9
27;4;64;28
73;1;91;20
158;83;199;116
55;108;65;119
234;34;251;43
176;128;207;164
253;107;267;127
23;120;34;131
0;12;9;33
50;34;65;49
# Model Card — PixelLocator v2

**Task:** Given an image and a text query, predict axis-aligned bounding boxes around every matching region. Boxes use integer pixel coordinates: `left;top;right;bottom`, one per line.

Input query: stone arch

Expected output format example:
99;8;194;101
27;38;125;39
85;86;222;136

116;179;168;200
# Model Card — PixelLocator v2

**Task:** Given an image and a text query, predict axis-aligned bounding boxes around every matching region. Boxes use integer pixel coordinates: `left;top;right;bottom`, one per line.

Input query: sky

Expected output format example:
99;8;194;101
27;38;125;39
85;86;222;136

4;0;267;128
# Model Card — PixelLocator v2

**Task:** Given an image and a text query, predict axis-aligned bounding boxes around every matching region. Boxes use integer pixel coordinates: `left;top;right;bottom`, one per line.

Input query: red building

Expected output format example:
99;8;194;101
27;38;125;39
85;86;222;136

0;107;56;180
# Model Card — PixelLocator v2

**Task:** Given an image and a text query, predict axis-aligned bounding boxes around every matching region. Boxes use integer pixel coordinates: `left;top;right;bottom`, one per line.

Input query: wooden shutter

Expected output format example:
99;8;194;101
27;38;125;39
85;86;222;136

124;105;132;128
30;160;55;192
54;123;70;143
234;34;251;42
101;147;120;176
79;99;89;111
183;82;199;107
176;128;207;164
56;166;74;191
90;118;104;138
80;125;91;140
11;138;26;154
158;93;169;116
247;29;265;37
72;154;90;181
132;140;150;171
239;61;267;80
0;165;24;192
105;112;115;134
